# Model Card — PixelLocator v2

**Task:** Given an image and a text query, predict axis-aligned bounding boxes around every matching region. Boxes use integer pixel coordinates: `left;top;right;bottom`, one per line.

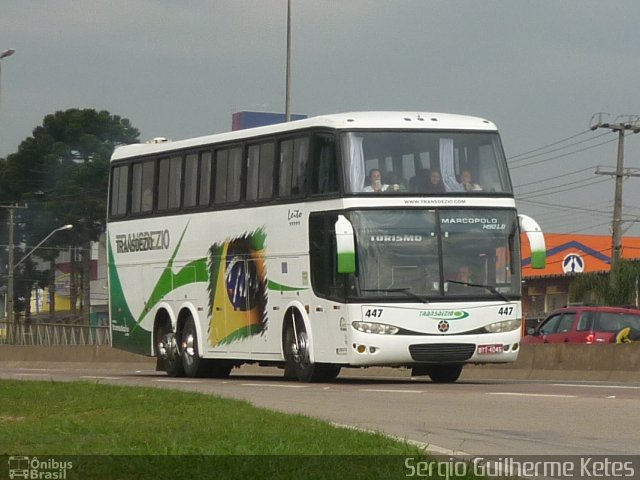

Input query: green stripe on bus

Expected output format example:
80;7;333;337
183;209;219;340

267;280;308;292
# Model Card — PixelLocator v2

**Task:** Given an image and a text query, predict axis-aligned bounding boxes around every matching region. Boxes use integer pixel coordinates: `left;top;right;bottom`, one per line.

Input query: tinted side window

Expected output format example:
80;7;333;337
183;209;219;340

110;165;129;216
556;313;576;333
311;134;339;195
131;160;155;215
198;151;212;206
215;147;242;204
247;142;276;202
184;153;198;208
539;314;561;335
596;313;623;332
576;311;594;331
158;155;182;210
309;213;345;299
279;137;309;197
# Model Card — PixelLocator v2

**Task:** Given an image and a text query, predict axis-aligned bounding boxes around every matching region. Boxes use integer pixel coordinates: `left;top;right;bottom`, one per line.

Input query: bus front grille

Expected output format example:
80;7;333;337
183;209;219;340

408;343;476;362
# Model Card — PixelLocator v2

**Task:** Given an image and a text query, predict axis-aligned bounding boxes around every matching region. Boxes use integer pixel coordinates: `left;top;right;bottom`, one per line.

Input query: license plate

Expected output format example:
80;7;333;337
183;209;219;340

478;344;503;354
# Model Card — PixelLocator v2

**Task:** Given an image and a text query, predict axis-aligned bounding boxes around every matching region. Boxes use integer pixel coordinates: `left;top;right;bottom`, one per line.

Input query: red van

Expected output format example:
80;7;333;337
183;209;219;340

522;306;640;344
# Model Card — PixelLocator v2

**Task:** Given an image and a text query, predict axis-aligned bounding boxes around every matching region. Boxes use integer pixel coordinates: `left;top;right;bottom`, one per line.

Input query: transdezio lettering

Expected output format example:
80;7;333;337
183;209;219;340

115;230;170;253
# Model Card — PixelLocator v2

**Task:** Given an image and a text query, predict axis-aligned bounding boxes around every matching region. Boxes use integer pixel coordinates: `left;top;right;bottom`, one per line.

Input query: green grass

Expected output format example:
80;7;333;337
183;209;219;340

0;380;484;479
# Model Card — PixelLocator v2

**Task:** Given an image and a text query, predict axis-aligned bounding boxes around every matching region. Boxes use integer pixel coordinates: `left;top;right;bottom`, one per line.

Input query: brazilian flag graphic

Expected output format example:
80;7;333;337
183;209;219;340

207;229;267;346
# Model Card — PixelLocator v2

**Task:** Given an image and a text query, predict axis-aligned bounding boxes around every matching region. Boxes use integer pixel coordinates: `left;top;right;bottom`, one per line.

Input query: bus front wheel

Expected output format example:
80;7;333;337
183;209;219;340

284;311;340;382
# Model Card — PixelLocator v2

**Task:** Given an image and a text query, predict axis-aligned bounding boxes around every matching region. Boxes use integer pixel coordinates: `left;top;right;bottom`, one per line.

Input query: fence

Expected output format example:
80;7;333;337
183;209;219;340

0;321;111;346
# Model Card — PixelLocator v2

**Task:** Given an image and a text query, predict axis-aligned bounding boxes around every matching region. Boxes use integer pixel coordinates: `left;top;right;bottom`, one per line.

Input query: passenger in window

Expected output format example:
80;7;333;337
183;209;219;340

459;170;482;191
363;168;389;192
385;172;405;191
426;170;445;193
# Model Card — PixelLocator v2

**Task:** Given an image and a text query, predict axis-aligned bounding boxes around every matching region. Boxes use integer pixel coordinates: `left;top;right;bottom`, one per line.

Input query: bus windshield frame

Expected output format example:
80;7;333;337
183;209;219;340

340;130;512;195
343;208;521;301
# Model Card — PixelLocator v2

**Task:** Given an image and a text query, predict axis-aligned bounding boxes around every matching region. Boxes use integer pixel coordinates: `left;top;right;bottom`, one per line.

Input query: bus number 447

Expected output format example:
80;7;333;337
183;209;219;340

364;308;383;318
498;306;513;316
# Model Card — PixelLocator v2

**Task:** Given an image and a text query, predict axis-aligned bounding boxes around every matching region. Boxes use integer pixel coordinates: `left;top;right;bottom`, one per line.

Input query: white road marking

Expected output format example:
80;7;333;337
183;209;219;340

553;383;640;390
487;392;577;398
361;389;423;393
241;383;307;388
154;379;203;384
13;373;52;377
80;375;122;380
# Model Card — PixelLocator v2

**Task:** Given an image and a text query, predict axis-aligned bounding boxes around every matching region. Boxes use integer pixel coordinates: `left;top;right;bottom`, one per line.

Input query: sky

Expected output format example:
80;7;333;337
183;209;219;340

2;0;640;237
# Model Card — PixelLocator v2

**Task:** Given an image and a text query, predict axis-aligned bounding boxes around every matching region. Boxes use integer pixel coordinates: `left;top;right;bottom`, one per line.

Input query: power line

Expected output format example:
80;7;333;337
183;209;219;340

508;131;610;164
513;166;597;189
508;129;592;160
511;136;621;170
517;177;610;200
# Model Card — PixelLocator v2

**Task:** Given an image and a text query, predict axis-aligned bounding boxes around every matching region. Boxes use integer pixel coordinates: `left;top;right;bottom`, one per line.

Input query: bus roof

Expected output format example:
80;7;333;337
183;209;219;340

111;111;498;161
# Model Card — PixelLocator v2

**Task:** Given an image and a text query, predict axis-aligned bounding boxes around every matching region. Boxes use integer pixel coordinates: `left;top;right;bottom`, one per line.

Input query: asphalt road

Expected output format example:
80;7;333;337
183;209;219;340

1;363;638;457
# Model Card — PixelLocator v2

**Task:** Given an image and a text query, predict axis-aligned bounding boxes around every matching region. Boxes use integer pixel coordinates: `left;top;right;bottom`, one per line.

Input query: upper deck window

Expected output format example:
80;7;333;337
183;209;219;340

341;131;512;195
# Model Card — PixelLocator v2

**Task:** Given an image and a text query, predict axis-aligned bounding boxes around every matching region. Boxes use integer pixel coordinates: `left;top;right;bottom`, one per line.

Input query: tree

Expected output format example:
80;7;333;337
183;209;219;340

1;108;139;322
569;259;640;307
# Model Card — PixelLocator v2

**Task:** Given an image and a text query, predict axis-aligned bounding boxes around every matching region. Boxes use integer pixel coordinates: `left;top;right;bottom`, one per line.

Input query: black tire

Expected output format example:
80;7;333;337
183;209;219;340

428;364;463;383
283;311;340;382
156;323;184;377
181;316;207;378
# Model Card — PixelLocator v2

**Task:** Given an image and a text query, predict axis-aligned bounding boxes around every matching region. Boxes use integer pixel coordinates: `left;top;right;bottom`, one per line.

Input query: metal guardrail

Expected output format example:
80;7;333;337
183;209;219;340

0;321;111;346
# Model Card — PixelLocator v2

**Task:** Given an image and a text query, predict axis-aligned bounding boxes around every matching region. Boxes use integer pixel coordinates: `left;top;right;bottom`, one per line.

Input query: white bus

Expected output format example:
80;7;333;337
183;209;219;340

107;111;545;383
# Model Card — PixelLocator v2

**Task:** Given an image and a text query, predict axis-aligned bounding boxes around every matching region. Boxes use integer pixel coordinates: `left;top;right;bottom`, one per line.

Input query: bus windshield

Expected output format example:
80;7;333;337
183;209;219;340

350;209;521;300
341;131;512;194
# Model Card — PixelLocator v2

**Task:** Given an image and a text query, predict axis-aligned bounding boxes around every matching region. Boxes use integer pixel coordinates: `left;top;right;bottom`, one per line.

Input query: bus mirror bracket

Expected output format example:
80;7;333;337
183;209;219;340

519;214;546;269
335;215;356;274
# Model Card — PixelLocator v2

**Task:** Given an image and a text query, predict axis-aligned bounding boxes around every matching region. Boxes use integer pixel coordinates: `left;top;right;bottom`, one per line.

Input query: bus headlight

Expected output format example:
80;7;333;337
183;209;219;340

484;318;521;333
352;321;399;335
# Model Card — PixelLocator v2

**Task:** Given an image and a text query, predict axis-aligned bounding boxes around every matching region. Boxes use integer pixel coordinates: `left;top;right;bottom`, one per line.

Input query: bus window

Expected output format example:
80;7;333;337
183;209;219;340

131;160;154;214
158;155;182;210
246;145;260;201
247;142;275;202
183;153;198;208
309;213;346;299
215;147;242;204
109;165;129;216
341;131;512;195
311;134;339;195
198;151;212;206
279;137;309;197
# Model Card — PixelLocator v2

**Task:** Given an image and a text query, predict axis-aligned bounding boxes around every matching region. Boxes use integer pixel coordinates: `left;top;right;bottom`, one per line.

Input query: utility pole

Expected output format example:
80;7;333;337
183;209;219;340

1;204;27;323
590;113;640;272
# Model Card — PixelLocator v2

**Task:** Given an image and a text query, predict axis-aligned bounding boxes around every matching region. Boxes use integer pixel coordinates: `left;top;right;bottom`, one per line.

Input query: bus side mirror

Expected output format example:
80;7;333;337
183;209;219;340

335;215;356;274
519;214;546;269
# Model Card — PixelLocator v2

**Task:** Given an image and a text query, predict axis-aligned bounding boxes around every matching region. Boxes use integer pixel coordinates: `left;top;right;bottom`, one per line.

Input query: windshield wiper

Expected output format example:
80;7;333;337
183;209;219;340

360;288;430;305
445;280;510;302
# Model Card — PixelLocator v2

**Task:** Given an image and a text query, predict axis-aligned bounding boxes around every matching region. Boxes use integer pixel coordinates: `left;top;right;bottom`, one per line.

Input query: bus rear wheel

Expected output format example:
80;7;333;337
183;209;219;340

428;364;463;383
156;324;184;377
284;312;340;382
181;316;208;378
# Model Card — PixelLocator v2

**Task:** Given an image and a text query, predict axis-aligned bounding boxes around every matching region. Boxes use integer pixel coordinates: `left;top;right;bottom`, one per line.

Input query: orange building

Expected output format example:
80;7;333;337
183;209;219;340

521;233;640;321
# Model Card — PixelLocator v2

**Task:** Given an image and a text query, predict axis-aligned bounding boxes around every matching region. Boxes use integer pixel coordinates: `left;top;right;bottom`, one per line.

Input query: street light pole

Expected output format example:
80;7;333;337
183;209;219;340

6;224;73;323
0;48;15;114
284;0;292;122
